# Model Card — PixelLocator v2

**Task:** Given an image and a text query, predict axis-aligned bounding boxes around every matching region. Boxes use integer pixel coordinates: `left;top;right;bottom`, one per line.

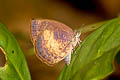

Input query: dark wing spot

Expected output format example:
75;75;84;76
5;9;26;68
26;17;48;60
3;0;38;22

54;30;71;42
47;59;51;62
36;35;45;57
44;48;50;56
36;35;51;60
54;31;59;40
59;31;71;42
42;55;46;59
54;56;57;59
31;20;38;37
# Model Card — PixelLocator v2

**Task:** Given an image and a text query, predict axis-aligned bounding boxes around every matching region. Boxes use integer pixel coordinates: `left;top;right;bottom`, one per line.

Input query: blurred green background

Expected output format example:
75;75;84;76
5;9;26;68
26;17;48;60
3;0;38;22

0;0;120;80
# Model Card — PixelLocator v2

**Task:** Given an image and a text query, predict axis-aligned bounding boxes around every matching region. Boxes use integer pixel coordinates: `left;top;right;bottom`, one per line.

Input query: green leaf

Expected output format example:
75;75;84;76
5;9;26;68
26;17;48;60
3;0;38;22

0;23;31;80
58;18;120;80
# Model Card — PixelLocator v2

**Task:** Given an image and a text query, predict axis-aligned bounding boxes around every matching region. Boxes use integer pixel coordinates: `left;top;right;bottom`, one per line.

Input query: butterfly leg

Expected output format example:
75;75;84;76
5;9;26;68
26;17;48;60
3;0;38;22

64;53;71;66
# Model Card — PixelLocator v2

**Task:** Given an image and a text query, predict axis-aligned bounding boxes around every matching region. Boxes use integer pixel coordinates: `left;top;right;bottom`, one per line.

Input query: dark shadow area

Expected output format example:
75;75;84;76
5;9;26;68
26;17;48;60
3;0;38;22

108;75;120;80
65;0;96;11
0;47;6;67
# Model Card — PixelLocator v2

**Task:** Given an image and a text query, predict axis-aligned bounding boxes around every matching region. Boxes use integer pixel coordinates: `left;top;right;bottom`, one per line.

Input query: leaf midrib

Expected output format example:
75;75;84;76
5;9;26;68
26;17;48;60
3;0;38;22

7;55;24;80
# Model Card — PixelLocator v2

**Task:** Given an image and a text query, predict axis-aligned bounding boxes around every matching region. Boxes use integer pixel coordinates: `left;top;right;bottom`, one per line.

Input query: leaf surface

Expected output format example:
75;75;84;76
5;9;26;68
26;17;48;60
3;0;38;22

58;18;120;80
0;23;31;80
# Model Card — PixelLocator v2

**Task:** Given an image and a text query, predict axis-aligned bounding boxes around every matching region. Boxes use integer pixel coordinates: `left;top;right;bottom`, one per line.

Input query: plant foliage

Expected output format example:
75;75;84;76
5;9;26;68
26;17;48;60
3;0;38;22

0;24;31;80
58;18;120;80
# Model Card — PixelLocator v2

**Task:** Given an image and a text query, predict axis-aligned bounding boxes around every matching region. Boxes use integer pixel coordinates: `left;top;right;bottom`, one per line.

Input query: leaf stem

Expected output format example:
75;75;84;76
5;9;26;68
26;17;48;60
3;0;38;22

78;20;108;33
